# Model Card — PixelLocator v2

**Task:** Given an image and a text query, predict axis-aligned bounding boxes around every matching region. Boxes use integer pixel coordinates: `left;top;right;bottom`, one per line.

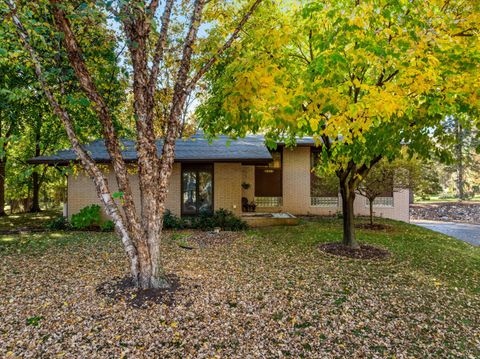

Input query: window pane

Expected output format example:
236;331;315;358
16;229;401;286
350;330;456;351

182;170;197;214
198;171;213;213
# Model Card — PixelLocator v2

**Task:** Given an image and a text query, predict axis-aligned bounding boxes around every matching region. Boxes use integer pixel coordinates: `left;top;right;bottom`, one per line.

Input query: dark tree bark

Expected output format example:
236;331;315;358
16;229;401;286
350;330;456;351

30;125;41;212
455;118;465;200
336;156;382;248
30;172;41;212
0;158;6;217
339;179;358;248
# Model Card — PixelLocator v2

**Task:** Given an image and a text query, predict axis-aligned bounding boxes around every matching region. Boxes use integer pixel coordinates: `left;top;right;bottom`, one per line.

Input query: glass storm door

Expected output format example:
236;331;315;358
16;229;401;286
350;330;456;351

181;165;213;215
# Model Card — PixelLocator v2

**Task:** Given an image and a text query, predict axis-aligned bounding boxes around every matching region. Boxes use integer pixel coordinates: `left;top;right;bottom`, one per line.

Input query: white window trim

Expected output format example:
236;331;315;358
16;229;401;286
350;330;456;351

255;196;283;207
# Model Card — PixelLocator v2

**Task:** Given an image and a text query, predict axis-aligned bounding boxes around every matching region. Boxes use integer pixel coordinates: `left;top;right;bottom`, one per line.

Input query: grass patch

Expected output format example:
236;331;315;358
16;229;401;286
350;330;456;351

0;209;61;231
252;217;480;293
414;195;480;204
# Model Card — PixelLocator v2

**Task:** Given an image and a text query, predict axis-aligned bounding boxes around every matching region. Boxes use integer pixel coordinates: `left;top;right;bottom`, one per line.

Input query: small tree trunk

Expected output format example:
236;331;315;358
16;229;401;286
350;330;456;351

0;158;6;217
369;199;374;226
455;118;465;200
340;181;359;249
30;128;41;213
30;171;41;212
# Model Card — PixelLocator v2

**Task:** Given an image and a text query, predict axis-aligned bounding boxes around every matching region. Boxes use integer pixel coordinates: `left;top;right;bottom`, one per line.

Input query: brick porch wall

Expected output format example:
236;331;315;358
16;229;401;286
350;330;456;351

214;162;242;215
67;162;245;219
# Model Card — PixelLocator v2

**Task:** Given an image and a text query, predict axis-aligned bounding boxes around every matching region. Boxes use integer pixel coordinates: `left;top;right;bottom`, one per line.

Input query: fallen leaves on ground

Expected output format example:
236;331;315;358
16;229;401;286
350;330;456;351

319;242;390;260
0;220;479;358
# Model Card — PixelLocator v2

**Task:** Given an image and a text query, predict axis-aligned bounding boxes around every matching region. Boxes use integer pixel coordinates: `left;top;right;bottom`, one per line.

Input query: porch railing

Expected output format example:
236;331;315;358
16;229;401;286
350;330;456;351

311;196;339;207
366;196;394;208
255;197;283;207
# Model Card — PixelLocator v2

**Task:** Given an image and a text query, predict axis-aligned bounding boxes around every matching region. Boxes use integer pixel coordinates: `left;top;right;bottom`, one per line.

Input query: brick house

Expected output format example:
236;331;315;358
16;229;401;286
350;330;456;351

29;133;410;223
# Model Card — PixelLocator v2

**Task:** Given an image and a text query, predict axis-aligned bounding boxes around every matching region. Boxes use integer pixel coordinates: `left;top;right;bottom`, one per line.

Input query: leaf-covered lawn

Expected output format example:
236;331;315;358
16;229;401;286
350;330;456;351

0;209;61;232
0;218;479;357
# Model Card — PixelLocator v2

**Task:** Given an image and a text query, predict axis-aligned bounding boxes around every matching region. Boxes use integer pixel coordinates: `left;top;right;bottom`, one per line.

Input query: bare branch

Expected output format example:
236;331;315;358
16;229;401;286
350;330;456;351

49;0;140;229
377;69;399;87
158;0;206;199
186;0;263;92
148;0;160;16
149;0;174;89
452;28;476;37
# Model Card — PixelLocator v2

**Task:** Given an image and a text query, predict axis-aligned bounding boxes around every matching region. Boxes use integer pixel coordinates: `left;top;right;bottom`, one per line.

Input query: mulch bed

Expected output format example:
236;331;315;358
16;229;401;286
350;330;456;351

96;275;182;308
319;242;390;260
410;202;480;224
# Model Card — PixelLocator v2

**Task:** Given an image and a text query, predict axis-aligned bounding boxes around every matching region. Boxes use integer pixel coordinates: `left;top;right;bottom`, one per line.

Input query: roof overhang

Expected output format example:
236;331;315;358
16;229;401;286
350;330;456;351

27;158;272;166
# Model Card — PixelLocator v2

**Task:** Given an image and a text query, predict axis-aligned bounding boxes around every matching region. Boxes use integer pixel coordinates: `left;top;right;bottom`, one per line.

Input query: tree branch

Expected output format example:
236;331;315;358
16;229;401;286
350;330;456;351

4;0;139;271
185;0;263;92
377;69;399;86
452;28;476;37
49;0;140;229
158;0;206;199
351;155;383;189
149;0;174;90
147;0;161;16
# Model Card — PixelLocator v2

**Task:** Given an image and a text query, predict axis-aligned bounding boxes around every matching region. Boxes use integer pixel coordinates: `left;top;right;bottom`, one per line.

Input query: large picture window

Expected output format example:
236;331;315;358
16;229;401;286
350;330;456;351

181;164;213;215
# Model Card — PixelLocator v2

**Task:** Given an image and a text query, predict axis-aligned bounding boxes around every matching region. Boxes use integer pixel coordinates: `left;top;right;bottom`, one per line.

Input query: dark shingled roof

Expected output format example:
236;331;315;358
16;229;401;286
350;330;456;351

28;133;278;165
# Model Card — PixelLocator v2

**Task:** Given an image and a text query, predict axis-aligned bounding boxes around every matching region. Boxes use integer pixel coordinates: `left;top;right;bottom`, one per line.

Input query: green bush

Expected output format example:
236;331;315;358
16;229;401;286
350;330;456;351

100;220;115;232
71;204;102;230
46;216;71;230
212;208;248;231
188;210;215;230
163;209;247;231
163;210;185;229
189;209;247;231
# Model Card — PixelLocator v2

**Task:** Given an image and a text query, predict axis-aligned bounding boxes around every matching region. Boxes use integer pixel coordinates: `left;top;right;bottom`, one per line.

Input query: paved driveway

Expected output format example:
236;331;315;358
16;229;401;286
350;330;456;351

412;220;480;246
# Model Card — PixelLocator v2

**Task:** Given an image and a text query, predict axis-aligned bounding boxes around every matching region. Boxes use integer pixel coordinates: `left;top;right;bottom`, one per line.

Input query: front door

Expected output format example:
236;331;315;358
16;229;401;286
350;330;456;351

181;164;213;215
255;150;282;197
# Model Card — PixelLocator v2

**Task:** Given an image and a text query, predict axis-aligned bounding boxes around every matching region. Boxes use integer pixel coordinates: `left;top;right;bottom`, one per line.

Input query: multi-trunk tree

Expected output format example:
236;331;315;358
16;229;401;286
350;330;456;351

4;0;262;289
198;0;479;248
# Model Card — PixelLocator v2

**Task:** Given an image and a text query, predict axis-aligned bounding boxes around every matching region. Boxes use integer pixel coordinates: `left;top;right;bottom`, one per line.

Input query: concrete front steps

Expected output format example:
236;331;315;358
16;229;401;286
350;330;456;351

241;212;299;227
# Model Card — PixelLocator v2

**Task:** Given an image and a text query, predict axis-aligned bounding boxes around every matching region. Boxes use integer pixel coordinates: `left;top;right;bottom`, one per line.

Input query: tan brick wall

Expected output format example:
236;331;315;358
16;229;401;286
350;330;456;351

353;190;410;222
166;164;181;215
280;147;410;222
66;154;410;223
214;162;242;215
281;146;336;215
67;163;181;218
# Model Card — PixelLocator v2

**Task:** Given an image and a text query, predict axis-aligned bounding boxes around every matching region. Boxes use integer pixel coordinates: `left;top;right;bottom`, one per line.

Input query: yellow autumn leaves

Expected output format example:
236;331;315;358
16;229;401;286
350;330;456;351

198;0;479;165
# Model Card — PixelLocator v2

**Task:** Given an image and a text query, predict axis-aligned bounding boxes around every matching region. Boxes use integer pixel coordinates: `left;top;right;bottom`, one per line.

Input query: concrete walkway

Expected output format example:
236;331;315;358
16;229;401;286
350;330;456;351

411;220;480;246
